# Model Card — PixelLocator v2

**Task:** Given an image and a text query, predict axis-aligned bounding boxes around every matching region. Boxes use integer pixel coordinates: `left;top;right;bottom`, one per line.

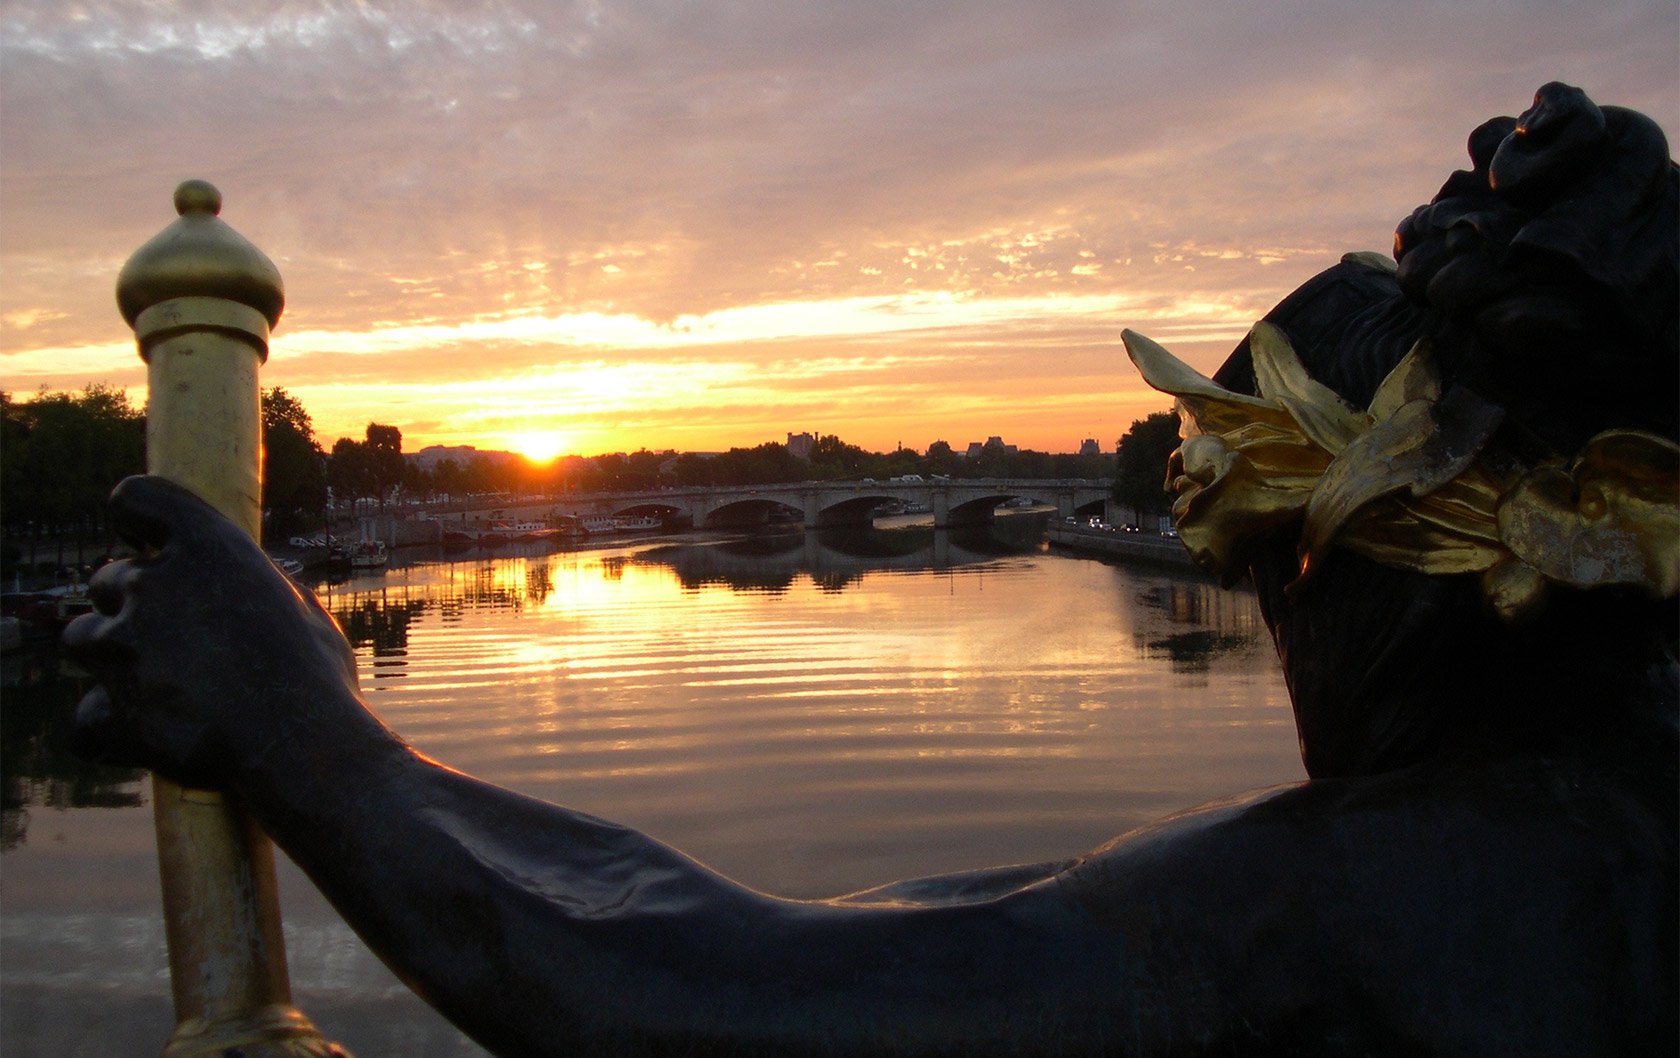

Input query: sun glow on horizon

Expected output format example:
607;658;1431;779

506;431;569;464
0;288;1254;455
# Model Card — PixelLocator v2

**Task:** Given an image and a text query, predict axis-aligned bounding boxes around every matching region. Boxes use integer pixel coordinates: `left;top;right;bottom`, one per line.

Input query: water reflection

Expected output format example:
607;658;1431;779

0;525;1270;847
1130;579;1267;672
636;519;1051;595
335;595;426;678
316;522;1268;687
323;562;556;676
1;677;145;851
319;519;1058;637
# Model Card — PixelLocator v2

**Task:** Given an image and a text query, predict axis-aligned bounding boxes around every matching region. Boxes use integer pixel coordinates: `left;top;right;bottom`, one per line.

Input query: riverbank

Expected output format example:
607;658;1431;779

1046;521;1197;569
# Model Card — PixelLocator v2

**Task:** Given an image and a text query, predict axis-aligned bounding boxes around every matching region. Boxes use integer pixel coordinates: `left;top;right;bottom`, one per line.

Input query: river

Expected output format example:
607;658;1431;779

1;517;1298;1056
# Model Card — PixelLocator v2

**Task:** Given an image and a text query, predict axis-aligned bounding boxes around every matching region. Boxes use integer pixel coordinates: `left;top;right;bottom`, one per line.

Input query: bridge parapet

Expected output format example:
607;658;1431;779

437;479;1113;531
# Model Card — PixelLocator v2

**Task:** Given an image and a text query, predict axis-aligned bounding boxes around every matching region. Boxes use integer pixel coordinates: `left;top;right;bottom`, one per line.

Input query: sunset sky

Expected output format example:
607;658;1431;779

3;1;1676;460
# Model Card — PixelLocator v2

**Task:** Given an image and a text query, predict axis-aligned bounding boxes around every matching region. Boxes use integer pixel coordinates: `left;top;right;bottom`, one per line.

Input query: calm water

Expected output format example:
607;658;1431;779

1;520;1298;1057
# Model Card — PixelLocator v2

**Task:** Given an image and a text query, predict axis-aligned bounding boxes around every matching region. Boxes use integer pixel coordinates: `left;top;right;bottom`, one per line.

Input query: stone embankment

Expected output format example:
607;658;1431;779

1046;522;1197;569
361;515;445;548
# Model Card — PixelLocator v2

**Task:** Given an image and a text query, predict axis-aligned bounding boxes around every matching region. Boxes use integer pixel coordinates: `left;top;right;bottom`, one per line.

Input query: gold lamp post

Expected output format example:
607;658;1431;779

116;180;347;1058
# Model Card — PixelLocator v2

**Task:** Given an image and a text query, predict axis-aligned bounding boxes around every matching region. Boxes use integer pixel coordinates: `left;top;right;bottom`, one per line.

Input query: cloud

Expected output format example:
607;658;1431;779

3;0;1675;452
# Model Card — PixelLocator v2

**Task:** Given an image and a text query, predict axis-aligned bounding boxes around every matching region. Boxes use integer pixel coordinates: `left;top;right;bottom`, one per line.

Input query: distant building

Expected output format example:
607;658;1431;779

408;444;519;471
1078;438;1102;456
962;436;1017;458
785;432;816;460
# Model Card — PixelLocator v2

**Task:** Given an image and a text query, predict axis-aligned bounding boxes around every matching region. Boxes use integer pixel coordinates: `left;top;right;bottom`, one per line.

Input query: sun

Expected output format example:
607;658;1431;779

507;431;568;464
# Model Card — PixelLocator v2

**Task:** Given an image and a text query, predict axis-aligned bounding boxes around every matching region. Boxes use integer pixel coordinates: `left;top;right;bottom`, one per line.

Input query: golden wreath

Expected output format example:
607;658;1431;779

1123;280;1679;625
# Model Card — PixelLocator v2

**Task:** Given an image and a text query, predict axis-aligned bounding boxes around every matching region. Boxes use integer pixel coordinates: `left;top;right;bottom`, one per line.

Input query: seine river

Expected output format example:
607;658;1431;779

1;517;1298;1057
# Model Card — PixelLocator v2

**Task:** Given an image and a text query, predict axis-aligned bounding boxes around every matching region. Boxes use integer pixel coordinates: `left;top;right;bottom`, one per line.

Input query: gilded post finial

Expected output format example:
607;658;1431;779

173;177;222;215
118;183;349;1058
116;179;285;354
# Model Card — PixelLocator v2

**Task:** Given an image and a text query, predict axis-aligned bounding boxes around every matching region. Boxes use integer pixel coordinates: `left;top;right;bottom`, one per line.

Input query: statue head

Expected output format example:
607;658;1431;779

1393;81;1677;455
1127;84;1678;779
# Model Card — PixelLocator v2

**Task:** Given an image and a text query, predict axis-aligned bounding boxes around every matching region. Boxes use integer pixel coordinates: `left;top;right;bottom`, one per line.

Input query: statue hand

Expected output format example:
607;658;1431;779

63;475;363;789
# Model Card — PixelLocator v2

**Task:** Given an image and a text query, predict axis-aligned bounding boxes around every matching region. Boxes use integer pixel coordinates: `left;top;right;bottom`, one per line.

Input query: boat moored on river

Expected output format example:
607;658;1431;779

349;540;389;570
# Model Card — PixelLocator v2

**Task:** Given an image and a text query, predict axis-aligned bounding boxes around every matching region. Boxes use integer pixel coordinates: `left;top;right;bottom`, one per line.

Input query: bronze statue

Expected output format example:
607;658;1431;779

65;83;1677;1056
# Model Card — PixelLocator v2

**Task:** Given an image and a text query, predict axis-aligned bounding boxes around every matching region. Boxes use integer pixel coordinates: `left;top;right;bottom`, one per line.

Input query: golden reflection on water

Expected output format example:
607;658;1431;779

313;533;1296;898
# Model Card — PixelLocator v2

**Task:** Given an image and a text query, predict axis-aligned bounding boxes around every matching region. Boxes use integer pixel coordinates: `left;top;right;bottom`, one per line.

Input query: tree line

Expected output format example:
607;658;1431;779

3;384;1178;578
411;435;1126;502
2;386;145;575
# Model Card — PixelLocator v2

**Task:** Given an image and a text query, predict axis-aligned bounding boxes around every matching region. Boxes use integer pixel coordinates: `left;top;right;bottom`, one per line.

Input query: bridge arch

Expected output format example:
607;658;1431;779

611;501;689;526
702;497;804;529
808;493;893;528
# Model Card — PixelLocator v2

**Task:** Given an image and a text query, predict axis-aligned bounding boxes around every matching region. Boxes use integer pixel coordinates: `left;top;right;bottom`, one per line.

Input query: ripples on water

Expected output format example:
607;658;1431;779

2;522;1298;1056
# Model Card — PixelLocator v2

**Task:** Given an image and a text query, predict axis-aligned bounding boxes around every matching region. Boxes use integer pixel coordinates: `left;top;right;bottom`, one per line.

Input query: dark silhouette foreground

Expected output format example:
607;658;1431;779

66;84;1677;1056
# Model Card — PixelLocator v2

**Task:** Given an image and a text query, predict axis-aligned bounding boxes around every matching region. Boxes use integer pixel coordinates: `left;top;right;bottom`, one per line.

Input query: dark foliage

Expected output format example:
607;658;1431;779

1111;410;1180;525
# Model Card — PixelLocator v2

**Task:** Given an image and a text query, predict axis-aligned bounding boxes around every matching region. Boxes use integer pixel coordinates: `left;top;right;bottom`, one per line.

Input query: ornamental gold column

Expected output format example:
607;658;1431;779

116;180;348;1058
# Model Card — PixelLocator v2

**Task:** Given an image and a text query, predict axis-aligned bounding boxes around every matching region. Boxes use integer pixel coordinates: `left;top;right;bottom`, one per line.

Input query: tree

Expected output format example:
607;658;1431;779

808;434;868;480
667;452;717;487
1;385;144;573
705;443;808;485
329;437;375;509
1112;410;1182;527
364;423;405;509
466;453;516;495
622;449;671;490
401;458;434;502
967;439;1017;479
262;388;326;540
924;440;960;477
433;458;466;499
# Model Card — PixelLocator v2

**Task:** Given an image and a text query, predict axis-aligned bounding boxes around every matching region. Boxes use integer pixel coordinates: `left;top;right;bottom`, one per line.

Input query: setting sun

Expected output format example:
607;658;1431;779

507;431;568;464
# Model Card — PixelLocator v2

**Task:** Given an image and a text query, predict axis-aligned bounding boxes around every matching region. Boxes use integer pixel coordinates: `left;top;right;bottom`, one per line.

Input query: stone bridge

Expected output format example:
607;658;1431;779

486;478;1112;530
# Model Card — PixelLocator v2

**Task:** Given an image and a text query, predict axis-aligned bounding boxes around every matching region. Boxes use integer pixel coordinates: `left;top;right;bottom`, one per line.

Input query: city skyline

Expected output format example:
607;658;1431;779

3;2;1676;459
406;428;1075;462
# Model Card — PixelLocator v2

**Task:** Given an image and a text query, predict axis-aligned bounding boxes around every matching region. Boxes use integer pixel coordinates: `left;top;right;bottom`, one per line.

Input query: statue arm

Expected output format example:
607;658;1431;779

243;722;1140;1055
64;476;1149;1054
255;720;1648;1058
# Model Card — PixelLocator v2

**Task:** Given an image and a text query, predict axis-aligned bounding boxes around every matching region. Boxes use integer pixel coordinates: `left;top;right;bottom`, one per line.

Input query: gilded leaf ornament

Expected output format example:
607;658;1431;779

1122;325;1680;622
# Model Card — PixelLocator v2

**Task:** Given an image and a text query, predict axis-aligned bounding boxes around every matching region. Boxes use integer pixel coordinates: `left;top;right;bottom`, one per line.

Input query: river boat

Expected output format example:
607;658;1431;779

436;520;542;546
1;586;94;686
350;540;389;570
578;514;662;536
1;586;93;634
439;528;481;547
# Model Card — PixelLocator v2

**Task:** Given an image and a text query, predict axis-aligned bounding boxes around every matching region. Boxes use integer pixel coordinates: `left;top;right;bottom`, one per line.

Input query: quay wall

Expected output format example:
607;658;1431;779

1046;523;1197;569
360;516;444;548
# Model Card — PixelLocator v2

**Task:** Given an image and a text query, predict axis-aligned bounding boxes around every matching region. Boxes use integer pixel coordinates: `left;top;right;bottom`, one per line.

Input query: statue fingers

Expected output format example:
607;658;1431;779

85;557;142;616
68;682;211;783
68;684;136;767
61;605;138;680
106;474;230;555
